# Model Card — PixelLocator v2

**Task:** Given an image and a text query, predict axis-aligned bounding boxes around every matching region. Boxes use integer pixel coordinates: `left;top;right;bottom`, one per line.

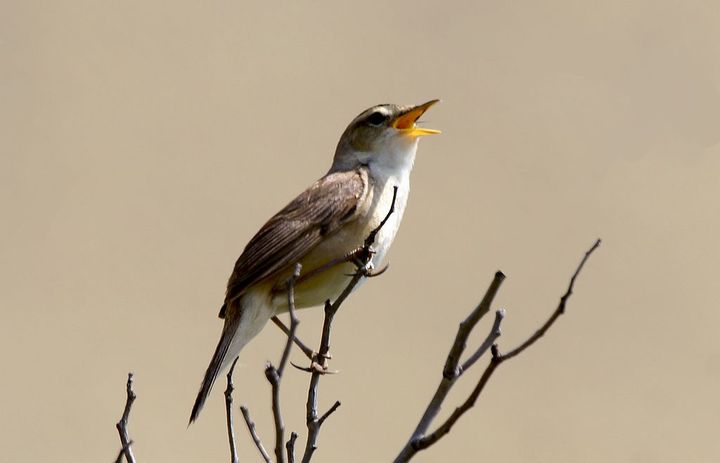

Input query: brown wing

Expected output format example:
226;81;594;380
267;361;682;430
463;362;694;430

219;168;368;316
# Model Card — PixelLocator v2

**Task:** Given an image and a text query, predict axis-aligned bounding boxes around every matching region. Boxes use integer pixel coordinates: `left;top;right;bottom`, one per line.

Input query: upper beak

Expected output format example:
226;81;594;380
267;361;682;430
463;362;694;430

391;99;441;137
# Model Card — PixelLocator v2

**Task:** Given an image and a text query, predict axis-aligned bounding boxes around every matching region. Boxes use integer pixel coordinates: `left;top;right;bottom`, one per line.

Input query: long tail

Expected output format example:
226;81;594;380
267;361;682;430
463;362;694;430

189;313;241;424
189;295;274;424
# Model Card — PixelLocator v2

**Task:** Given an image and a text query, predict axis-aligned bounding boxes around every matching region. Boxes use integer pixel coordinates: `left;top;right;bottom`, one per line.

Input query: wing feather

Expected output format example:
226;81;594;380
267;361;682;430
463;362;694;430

222;168;367;312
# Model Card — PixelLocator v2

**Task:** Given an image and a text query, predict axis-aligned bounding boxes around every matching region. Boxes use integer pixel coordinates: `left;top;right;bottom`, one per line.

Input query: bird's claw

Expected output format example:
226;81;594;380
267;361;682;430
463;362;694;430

347;245;376;267
346;261;389;278
311;361;338;375
291;352;337;375
364;262;389;278
359;260;375;276
316;350;332;367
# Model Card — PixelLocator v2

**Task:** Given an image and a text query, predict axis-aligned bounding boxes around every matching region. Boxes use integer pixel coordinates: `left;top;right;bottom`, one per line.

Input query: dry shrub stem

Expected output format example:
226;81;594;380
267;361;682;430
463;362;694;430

224;358;240;463
115;373;137;463
240;406;272;463
286;432;298;463
239;186;397;463
298;186;399;463
114;440;134;463
271;315;315;360
393;238;601;462
112;189;599;463
263;264;303;463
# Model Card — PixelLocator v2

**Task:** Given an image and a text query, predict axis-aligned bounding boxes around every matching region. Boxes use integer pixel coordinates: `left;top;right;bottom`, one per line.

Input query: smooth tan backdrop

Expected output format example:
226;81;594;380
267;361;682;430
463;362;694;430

2;1;719;462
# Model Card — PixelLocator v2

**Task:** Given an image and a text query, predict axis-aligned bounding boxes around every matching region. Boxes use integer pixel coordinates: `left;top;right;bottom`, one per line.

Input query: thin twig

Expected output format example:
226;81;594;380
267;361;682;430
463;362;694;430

287;186;398;292
264;365;284;463
286;432;298;463
412;309;506;452
364;186;398;248
443;271;506;380
114;440;134;463
317;400;342;427
460;308;505;374
299;186;399;463
240;406;272;463
271;316;315;360
224;357;240;463
263;364;281;463
499;239;602;361
278;264;302;377
115;373;137;463
401;271;505;451
265;263;302;463
299;301;339;463
394;239;602;462
410;347;502;451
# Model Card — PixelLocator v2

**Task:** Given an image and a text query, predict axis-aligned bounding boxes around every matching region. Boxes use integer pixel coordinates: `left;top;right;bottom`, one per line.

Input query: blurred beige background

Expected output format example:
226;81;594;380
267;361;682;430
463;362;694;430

2;1;719;461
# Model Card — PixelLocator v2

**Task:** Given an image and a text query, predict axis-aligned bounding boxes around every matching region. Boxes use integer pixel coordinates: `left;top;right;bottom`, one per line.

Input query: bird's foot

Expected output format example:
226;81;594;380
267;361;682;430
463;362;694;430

363;262;389;278
346;245;376;267
311;359;338;375
344;245;389;277
344;260;389;278
291;352;338;375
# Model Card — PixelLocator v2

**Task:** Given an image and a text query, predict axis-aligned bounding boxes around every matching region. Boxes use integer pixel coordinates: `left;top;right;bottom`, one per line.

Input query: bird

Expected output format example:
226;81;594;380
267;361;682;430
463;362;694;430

190;100;440;423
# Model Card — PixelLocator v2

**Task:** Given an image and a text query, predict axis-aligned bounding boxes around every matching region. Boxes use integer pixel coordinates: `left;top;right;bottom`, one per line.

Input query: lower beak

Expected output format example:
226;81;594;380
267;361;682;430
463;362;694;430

391;99;441;137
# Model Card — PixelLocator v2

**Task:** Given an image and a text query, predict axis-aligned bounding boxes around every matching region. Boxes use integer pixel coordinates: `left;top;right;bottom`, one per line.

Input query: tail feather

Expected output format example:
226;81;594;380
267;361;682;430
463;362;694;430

189;315;240;424
189;293;275;424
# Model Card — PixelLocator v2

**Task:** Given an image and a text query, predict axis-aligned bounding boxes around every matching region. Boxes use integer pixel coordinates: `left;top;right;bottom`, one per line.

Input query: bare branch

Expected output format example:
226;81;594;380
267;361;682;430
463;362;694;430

271;316;315;360
265;366;284;463
291;186;398;288
298;186;399;463
286;432;298;463
399;271;505;453
394;239;602;462
278;264;302;377
114;440;134;463
364;186;398;248
499;238;602;361
317;400;342;427
443;271;506;380
115;373;137;463
224;358;240;463
299;300;339;463
240;406;272;463
460;308;505;374
411;348;501;452
264;263;303;463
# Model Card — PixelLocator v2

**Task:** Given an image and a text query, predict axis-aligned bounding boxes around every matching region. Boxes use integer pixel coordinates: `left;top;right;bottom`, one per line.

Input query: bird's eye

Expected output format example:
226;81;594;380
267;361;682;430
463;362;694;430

366;111;388;126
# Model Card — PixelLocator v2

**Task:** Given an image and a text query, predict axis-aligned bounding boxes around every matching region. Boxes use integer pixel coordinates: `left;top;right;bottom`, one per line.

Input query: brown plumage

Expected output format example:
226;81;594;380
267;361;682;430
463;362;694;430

190;169;368;423
190;100;439;424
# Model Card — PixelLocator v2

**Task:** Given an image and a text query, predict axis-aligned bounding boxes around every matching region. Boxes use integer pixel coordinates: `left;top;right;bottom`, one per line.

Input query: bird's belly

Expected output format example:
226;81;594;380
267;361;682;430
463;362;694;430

270;224;363;312
292;261;358;309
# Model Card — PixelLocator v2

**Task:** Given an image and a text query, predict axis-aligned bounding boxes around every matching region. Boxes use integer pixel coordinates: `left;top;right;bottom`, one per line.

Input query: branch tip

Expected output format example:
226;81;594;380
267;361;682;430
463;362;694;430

115;372;137;463
395;240;600;462
318;400;342;426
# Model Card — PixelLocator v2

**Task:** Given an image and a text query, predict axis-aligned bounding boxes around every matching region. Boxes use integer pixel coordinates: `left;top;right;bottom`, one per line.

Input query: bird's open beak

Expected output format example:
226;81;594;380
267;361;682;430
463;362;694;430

392;99;441;137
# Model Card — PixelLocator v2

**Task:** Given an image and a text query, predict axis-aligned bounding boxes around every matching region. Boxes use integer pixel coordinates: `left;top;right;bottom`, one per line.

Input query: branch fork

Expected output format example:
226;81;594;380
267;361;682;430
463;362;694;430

394;239;601;462
111;187;600;463
233;186;400;463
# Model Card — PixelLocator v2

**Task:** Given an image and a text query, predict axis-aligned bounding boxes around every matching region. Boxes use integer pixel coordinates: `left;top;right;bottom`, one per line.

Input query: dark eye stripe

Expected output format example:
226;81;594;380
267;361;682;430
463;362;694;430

366;111;388;126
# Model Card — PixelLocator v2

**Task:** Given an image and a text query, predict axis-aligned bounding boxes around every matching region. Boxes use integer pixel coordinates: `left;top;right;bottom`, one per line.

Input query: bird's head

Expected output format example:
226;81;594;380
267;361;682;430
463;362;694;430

331;100;440;173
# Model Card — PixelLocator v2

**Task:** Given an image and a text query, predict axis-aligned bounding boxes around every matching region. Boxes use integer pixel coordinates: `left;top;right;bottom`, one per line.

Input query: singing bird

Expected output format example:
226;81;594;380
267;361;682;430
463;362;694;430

190;100;440;423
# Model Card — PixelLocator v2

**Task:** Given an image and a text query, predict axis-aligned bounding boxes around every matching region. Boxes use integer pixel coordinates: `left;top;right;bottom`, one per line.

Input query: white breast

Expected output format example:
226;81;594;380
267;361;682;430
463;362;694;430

280;137;419;310
365;141;416;268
